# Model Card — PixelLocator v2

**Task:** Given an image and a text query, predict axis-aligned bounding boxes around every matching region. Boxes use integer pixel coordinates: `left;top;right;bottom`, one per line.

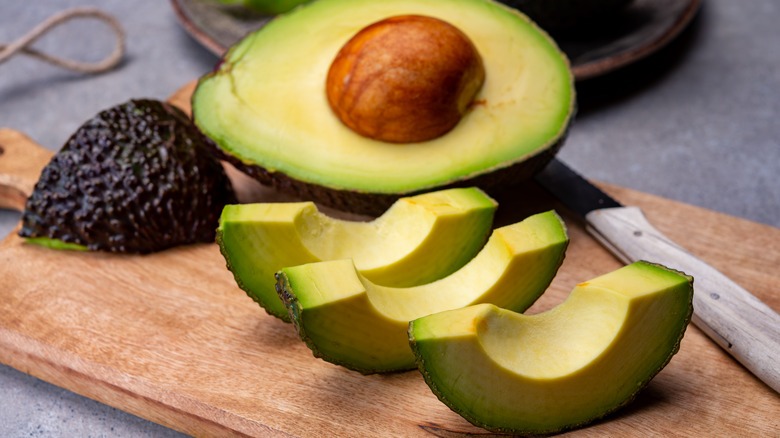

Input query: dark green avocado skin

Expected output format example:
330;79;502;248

18;99;237;254
211;130;567;217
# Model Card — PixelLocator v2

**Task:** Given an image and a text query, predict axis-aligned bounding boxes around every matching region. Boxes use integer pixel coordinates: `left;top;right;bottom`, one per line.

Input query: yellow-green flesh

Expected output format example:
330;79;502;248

25;236;89;251
278;210;568;373
193;0;574;193
241;0;310;14
218;187;496;320
409;261;693;434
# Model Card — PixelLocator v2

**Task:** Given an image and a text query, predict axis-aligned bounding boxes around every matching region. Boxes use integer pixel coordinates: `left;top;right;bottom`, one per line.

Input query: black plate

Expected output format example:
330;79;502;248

171;0;701;81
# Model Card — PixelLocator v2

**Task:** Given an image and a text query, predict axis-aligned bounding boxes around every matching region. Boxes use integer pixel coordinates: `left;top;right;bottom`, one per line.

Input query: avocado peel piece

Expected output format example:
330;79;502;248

275;210;569;374
18;99;236;254
217;187;497;321
193;0;576;216
409;261;694;434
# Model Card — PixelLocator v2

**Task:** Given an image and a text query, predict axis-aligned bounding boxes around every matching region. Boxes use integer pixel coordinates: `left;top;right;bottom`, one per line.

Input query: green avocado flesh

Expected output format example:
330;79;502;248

192;0;575;201
23;237;88;251
18;99;236;254
240;0;310;14
409;261;694;434
217;187;497;321
275;210;568;374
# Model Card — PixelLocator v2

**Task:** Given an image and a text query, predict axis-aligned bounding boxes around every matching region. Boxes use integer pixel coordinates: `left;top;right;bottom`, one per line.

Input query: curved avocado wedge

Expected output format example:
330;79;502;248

275;210;568;374
218;187;496;321
192;0;575;215
409;261;694;435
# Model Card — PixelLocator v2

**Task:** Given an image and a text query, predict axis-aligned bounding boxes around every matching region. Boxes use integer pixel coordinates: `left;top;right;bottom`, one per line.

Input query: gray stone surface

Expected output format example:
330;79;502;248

559;1;780;228
0;0;777;437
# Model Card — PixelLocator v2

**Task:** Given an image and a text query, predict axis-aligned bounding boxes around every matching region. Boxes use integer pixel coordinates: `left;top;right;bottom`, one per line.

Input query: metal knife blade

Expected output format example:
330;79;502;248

535;158;780;394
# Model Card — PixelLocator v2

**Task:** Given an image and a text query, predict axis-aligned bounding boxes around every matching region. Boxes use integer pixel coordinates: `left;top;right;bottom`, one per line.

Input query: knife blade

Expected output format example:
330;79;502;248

534;158;780;394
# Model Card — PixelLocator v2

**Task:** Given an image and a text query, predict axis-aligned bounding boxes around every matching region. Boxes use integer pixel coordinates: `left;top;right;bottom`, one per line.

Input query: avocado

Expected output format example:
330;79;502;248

214;0;310;15
275;210;568;374
192;0;575;216
409;261;694;434
18;99;236;254
497;0;634;33
218;187;497;321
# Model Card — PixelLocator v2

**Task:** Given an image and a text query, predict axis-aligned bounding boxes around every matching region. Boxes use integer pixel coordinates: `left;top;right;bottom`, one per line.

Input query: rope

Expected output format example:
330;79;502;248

0;7;125;74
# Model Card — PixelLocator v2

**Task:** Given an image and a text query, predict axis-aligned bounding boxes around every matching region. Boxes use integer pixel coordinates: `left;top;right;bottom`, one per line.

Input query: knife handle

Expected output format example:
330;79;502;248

585;206;780;394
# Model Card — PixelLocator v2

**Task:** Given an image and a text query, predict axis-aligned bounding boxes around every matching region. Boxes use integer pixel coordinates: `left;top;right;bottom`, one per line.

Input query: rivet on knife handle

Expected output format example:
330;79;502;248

586;206;780;394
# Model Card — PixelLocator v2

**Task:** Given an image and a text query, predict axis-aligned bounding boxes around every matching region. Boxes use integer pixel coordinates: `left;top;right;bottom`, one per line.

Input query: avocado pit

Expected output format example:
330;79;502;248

325;15;485;143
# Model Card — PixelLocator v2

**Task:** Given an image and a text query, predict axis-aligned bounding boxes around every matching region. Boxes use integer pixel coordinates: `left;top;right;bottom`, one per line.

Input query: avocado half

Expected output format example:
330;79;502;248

192;0;575;215
409;261;694;434
218;187;497;320
275;210;569;373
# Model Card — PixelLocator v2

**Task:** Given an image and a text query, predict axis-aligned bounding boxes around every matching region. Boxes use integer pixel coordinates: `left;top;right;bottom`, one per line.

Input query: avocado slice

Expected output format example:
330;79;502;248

275;210;568;373
192;0;575;215
218;187;497;321
409;261;694;434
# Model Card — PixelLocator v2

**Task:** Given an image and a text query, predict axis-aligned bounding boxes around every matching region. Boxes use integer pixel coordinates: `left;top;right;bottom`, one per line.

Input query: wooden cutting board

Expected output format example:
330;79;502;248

0;84;778;437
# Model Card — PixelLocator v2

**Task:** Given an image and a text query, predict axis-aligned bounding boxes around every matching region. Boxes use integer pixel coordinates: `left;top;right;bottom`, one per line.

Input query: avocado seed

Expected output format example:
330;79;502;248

326;15;485;143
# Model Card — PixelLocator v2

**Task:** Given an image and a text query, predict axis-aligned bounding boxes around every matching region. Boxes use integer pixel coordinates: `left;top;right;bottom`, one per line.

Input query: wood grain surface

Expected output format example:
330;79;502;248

0;85;778;437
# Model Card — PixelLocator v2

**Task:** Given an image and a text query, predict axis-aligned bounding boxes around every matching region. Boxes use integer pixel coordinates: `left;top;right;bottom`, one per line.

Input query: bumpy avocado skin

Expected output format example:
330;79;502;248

18;99;236;254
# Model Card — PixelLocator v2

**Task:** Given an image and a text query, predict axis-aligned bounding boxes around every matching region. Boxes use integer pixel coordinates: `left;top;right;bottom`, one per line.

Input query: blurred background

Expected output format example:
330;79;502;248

0;0;778;436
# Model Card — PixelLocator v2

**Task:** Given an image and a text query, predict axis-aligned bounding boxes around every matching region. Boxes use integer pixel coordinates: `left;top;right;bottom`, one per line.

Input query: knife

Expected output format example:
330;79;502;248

534;158;780;394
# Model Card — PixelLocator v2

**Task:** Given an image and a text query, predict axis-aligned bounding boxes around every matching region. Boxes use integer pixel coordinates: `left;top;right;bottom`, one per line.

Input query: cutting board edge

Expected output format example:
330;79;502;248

1;78;778;436
0;324;278;438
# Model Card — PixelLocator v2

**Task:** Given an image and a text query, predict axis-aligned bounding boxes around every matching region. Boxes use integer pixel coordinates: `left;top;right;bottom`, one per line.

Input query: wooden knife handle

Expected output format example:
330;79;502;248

0;128;54;212
586;206;780;394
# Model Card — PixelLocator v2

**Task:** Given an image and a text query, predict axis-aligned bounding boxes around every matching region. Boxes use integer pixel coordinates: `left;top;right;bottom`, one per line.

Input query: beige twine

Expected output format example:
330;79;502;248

0;7;125;74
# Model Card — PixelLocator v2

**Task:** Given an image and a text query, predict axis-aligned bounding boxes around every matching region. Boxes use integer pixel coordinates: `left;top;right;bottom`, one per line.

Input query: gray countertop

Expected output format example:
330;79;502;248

1;0;778;436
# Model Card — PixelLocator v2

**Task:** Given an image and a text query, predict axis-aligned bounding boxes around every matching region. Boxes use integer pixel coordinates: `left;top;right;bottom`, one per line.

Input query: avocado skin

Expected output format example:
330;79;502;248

211;128;568;217
18;99;236;253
